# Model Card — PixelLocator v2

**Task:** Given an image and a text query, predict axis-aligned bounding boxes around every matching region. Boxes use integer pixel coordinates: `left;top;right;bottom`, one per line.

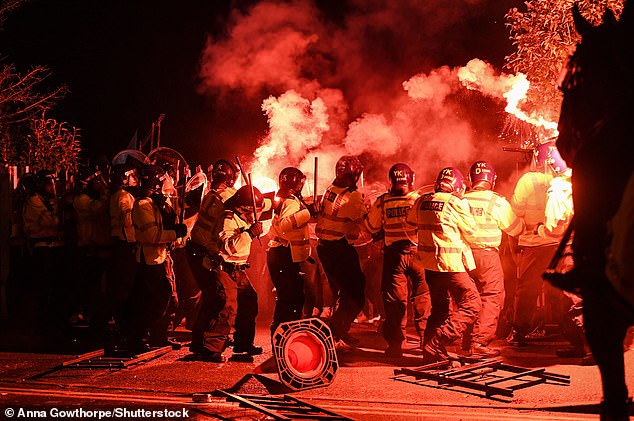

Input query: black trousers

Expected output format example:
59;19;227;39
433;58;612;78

267;245;305;334
121;257;174;346
186;247;258;353
107;239;137;327
424;270;481;344
317;238;365;338
382;241;430;345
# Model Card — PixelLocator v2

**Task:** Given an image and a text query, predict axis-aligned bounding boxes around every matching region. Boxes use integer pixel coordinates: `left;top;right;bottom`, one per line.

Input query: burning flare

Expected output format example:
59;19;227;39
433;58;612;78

457;58;559;135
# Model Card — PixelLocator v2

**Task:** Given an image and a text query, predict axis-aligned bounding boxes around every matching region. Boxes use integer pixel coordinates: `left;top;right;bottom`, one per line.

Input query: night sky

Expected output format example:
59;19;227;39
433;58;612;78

1;0;522;172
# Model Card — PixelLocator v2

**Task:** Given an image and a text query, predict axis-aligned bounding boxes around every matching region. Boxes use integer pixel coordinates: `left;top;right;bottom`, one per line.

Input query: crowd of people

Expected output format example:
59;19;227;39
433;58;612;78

4;141;589;365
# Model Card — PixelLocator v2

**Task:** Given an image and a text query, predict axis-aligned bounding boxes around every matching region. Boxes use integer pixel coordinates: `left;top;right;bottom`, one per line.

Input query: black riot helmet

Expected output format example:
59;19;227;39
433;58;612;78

34;170;57;199
139;164;167;197
278;167;306;198
333;155;363;189
211;159;238;187
17;172;36;198
468;160;497;190
434;166;466;196
225;185;264;222
388;163;414;195
111;163;139;190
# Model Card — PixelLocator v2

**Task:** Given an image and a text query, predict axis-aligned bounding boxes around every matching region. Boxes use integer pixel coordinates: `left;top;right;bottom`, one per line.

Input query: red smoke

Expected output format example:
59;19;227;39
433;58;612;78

198;0;531;195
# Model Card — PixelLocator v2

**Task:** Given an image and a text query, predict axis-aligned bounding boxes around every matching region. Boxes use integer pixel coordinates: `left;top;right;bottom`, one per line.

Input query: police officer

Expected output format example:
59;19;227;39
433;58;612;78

407;167;482;363
463;161;524;358
22;170;68;331
364;163;430;357
507;142;569;347
316;155;367;346
122;164;188;354
268;167;318;334
188;185;264;362
208;159;239;200
107;163;139;328
73;168;110;330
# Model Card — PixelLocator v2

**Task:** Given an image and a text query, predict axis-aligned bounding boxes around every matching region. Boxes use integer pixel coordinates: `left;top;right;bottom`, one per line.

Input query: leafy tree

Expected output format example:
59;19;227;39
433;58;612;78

0;0;80;172
504;0;624;134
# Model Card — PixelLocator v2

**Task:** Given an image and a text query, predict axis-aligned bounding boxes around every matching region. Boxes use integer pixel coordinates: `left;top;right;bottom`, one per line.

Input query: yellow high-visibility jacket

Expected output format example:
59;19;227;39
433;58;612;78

219;211;252;265
408;191;477;272
22;194;62;246
316;185;366;243
132;197;176;265
464;189;524;248
190;190;225;256
511;171;559;247
74;192;110;248
268;195;311;262
364;190;419;246
110;188;136;242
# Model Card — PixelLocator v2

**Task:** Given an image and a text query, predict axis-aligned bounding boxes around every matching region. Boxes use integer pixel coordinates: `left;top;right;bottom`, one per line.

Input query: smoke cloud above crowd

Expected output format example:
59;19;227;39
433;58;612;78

197;0;532;194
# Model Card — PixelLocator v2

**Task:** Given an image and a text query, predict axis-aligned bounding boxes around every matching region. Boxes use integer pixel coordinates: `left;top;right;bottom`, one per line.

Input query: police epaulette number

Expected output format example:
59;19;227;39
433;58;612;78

325;190;337;202
421;201;444;211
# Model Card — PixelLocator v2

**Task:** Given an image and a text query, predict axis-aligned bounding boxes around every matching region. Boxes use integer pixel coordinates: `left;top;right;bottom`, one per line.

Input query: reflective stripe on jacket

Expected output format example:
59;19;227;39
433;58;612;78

219;211;252;265
268;195;311;262
511;171;557;247
408;191;477;272
110;188;136;242
316;185;366;243
364;191;419;246
132;197;176;264
464;189;524;248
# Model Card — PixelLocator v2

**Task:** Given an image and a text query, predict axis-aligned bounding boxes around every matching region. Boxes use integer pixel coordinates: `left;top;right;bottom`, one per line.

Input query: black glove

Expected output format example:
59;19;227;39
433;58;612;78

174;223;188;239
246;222;263;239
306;202;320;218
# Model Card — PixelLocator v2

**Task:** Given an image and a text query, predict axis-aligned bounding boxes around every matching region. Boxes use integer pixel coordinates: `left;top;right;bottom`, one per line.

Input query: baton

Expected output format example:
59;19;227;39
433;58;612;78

247;173;261;245
313;156;318;203
235;156;249;186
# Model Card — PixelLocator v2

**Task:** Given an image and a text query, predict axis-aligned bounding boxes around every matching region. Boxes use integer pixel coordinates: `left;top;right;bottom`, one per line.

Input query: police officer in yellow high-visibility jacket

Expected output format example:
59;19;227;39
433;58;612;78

506;142;569;347
22;170;66;329
73;169;110;330
463;161;524;358
187;186;264;363
364;163;430;357
407;167;482;363
107;164;139;328
123;165;188;354
268;167;318;334
316;156;367;346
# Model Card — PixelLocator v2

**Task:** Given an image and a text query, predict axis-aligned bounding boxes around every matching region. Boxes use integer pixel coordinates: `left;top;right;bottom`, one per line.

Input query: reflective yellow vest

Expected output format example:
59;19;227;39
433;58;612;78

190;190;225;256
511;171;557;247
464;189;524;248
132;197;176;265
219;211;252;265
74;192;110;248
316;185;366;243
364;190;419;246
110;188;136;242
22;194;63;246
268;195;311;262
408;191;477;272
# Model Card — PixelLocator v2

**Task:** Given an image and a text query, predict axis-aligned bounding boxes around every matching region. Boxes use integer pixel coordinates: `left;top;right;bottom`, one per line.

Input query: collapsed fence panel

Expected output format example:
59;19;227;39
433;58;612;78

393;356;570;399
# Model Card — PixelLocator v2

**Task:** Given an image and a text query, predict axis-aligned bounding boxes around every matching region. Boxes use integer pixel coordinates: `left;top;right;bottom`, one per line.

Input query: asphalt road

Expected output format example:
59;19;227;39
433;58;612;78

0;320;631;420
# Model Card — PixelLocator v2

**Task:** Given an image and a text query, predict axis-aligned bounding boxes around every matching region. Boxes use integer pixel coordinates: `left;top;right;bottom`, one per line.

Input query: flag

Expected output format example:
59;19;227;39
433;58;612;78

126;129;138;150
